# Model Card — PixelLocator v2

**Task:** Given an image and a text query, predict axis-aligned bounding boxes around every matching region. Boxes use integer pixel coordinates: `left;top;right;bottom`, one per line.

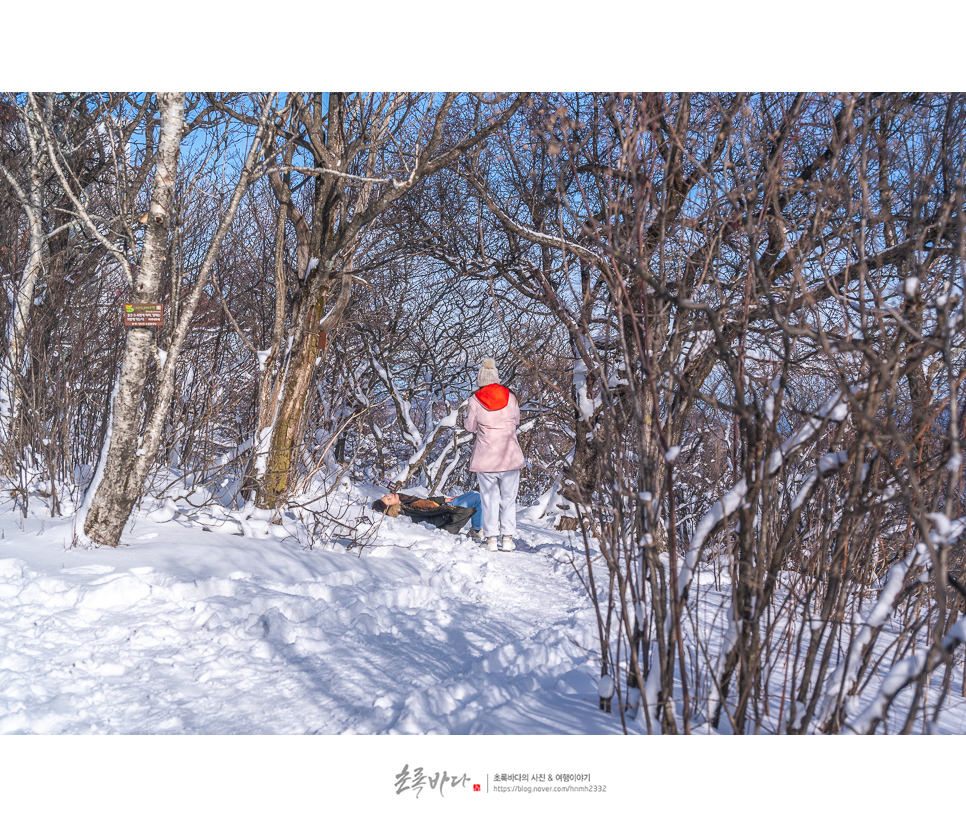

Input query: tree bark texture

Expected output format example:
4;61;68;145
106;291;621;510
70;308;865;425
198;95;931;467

0;102;46;447
83;93;185;546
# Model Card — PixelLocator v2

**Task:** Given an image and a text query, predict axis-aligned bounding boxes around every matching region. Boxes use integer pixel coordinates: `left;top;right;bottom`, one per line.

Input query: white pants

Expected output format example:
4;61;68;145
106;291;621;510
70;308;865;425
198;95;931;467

476;469;520;538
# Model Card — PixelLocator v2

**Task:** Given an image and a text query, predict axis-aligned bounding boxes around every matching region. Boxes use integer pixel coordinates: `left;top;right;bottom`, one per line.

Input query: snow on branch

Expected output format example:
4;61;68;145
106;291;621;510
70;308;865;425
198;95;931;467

814;548;923;730
843;616;966;735
261;164;419;189
841;514;966;734
466;172;603;267
389;402;467;487
369;353;423;449
678;388;854;598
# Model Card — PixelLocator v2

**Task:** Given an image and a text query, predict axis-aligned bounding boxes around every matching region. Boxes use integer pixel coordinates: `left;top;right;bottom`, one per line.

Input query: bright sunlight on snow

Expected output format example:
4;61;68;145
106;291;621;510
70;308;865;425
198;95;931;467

0;485;625;734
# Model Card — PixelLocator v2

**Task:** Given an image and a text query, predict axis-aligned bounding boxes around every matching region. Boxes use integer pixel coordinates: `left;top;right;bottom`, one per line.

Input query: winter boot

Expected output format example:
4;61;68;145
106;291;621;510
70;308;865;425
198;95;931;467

472;528;485;541
485;536;499;552
501;536;516;551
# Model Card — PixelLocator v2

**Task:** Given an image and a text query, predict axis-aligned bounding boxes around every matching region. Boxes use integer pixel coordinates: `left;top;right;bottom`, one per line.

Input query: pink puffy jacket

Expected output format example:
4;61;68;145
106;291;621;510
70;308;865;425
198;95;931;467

464;384;526;472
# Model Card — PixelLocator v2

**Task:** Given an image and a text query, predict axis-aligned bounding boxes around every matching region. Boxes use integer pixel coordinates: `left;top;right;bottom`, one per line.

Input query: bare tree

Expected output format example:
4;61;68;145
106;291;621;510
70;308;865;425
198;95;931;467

215;92;525;510
36;92;279;545
468;92;966;733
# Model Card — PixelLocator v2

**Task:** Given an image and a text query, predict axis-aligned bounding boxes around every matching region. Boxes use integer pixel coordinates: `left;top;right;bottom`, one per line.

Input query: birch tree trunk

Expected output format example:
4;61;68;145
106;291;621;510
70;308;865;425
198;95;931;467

78;93;275;545
81;92;185;546
0;98;46;449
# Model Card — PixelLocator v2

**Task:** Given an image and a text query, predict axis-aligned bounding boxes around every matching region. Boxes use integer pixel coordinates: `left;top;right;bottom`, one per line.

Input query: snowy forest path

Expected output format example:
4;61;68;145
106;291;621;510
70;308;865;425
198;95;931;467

0;505;625;734
322;517;615;734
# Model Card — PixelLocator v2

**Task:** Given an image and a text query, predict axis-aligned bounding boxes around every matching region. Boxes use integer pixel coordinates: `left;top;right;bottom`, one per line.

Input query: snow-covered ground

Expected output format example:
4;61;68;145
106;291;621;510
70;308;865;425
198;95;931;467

3;483;965;737
3;455;956;830
3;483;965;830
0;485;623;735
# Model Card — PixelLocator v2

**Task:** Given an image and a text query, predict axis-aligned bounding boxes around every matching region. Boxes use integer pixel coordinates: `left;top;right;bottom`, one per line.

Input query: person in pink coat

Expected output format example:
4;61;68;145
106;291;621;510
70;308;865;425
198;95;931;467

464;358;525;552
